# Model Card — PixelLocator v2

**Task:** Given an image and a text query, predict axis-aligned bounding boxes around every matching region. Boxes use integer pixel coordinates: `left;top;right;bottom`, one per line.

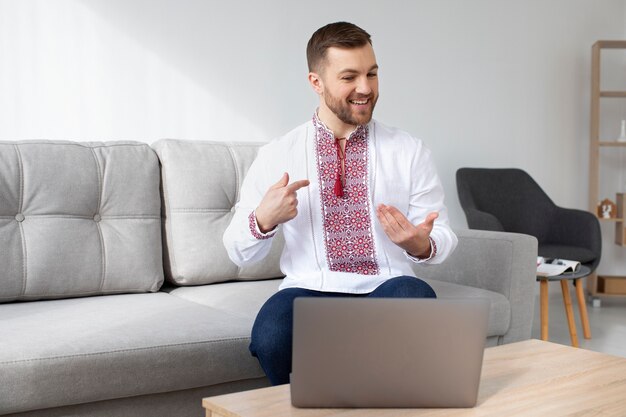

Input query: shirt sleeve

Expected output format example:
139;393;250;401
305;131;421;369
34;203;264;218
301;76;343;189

248;210;278;240
404;236;438;263
404;140;458;265
222;144;278;266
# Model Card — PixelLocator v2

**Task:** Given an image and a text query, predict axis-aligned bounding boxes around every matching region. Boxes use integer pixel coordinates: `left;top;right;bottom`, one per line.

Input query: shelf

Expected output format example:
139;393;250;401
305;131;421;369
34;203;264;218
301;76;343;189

598;141;626;146
617;193;625;246
595;40;626;49
588;275;626;297
597;275;626;295
589;41;626;297
589;291;626;298
600;91;626;98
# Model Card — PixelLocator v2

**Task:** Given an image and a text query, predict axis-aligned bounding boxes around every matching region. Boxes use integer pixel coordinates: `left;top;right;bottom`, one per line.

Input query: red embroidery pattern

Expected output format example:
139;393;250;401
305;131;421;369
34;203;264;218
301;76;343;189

429;237;438;258
248;211;274;240
313;115;379;275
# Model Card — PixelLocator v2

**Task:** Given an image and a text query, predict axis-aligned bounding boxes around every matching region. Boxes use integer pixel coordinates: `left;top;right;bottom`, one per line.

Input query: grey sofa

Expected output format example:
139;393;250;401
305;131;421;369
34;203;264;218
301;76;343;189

0;139;537;417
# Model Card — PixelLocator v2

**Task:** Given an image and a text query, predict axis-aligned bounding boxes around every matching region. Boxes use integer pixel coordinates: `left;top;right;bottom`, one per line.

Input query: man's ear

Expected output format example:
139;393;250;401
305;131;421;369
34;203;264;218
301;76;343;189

308;72;324;95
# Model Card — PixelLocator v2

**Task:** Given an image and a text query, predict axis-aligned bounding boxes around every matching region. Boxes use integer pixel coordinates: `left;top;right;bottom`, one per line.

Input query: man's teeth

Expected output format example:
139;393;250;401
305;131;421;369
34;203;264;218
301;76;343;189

349;99;369;105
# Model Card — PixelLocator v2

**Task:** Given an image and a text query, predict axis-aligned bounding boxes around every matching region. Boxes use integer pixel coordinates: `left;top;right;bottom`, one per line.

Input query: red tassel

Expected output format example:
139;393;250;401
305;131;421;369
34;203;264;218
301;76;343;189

334;176;344;197
334;137;346;198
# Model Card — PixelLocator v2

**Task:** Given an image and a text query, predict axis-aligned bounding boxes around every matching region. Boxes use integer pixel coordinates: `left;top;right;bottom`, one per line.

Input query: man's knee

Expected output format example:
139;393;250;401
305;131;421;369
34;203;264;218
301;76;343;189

249;288;310;357
250;319;288;359
370;276;436;298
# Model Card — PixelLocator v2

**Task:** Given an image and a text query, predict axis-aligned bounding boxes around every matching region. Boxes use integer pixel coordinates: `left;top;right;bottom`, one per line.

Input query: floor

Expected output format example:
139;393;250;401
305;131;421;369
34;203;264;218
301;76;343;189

531;289;626;358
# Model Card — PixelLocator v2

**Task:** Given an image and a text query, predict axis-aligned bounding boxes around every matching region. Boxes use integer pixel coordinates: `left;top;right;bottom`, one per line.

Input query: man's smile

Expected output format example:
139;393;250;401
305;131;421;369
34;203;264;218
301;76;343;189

349;98;370;105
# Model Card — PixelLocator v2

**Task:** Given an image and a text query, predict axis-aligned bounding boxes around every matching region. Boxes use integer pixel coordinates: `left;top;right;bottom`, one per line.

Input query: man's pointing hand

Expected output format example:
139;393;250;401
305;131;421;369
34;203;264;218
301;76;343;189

255;173;310;233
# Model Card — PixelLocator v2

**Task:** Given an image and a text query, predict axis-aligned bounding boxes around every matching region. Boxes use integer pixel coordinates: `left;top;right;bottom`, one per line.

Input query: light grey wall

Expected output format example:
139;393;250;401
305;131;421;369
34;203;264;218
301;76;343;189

1;0;625;274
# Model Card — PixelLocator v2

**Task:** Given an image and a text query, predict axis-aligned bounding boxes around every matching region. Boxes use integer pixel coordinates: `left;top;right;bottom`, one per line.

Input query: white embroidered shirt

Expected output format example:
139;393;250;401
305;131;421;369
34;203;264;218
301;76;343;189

223;116;458;293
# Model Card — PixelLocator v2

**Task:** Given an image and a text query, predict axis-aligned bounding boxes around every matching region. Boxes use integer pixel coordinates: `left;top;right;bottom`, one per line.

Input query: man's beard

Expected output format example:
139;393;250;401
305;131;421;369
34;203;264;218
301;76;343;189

323;88;378;127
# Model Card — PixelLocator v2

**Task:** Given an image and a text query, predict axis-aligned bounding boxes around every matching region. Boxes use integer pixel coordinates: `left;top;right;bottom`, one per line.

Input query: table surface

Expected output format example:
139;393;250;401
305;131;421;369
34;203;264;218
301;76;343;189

202;339;626;417
536;265;591;281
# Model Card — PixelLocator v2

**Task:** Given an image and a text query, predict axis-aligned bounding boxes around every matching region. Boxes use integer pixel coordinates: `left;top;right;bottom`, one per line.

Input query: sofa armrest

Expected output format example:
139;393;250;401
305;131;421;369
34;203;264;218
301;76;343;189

414;228;538;344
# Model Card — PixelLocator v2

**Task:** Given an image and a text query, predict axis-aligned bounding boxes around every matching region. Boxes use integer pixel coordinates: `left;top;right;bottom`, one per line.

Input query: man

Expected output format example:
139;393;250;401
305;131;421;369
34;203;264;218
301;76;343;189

223;22;457;385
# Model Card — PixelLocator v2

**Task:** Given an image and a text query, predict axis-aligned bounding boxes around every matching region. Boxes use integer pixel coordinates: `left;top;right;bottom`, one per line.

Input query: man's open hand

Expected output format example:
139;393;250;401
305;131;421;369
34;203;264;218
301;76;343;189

376;204;438;258
255;173;310;233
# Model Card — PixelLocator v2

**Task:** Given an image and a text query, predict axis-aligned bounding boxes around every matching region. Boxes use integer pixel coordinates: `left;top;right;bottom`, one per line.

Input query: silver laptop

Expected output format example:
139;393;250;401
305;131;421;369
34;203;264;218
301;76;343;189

290;297;489;408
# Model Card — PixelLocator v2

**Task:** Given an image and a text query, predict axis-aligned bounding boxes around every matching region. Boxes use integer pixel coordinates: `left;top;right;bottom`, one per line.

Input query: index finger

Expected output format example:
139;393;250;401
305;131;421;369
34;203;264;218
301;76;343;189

286;179;310;192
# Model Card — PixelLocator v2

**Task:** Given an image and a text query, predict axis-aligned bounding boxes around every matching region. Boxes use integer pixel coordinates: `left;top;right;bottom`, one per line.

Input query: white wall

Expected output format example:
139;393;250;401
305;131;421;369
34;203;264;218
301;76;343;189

1;0;625;273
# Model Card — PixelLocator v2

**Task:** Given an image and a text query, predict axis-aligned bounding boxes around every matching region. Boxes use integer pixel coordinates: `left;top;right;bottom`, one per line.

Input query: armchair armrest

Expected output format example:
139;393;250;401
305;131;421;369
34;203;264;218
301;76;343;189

463;208;505;232
414;228;538;344
549;207;601;258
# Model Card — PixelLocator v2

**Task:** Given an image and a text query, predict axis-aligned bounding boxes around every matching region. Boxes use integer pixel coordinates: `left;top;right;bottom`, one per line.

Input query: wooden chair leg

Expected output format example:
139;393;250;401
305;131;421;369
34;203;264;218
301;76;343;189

560;280;579;347
575;279;592;339
540;280;549;341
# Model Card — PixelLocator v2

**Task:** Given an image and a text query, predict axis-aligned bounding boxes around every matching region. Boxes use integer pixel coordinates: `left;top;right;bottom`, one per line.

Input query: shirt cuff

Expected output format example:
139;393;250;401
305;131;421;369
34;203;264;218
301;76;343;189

404;237;438;263
248;210;277;240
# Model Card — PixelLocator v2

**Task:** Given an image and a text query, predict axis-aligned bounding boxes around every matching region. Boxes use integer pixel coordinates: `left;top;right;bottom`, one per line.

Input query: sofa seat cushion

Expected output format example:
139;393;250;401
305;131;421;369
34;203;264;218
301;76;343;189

163;279;282;319
166;278;510;338
0;293;262;415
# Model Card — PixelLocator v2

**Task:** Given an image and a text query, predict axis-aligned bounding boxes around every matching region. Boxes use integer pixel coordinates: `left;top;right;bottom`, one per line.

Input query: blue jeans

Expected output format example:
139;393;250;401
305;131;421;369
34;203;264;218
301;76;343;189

249;275;436;385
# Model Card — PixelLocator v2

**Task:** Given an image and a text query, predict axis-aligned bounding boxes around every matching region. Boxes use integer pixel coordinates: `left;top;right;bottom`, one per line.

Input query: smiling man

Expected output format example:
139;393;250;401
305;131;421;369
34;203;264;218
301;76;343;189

223;22;458;385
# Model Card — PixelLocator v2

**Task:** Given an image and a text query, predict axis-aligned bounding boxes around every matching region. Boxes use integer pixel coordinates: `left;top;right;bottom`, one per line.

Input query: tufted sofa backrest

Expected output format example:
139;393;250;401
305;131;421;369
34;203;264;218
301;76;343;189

0;141;163;303
154;139;284;285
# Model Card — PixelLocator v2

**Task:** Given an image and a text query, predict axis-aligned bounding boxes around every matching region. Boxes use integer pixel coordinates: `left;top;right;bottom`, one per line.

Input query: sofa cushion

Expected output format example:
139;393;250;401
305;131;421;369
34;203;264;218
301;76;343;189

165;278;510;338
153;139;284;285
0;293;262;415
0;141;163;303
163;279;283;319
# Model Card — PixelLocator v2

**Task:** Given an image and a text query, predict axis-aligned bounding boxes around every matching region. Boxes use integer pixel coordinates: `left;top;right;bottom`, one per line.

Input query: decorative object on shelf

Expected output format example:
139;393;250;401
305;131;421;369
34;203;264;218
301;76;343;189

597;198;617;219
619;120;626;142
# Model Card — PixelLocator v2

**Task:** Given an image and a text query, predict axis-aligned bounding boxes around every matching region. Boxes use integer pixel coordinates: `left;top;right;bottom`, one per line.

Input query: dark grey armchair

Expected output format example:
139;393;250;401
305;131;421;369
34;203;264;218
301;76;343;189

456;168;602;273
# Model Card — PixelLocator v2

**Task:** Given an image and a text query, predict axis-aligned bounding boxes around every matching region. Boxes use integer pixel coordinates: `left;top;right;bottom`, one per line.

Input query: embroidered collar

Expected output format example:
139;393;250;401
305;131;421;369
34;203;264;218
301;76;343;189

312;112;368;142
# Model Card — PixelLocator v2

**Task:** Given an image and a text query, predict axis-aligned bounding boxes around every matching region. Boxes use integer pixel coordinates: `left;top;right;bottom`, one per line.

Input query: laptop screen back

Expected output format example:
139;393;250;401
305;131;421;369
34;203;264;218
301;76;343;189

291;297;489;408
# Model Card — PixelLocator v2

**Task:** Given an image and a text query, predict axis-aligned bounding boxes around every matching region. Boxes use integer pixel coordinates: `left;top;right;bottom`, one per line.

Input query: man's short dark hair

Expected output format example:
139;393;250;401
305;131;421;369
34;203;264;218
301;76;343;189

306;22;372;73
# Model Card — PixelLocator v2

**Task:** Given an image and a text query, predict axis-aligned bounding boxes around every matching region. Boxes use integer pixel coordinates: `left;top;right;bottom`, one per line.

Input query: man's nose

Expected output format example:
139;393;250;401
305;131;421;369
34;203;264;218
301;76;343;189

355;76;372;95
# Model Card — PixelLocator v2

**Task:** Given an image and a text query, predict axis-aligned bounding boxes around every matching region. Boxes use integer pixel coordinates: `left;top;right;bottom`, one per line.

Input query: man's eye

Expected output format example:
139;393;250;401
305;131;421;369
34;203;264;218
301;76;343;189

368;73;378;78
342;77;355;81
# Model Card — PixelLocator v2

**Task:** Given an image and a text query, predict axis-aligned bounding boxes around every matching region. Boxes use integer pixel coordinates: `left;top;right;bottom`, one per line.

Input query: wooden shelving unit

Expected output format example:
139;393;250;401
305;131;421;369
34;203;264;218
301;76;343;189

616;193;626;245
588;41;626;299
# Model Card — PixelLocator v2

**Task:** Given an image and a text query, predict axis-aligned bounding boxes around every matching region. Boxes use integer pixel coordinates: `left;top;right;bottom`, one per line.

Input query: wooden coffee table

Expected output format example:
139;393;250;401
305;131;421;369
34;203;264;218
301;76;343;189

203;339;626;417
